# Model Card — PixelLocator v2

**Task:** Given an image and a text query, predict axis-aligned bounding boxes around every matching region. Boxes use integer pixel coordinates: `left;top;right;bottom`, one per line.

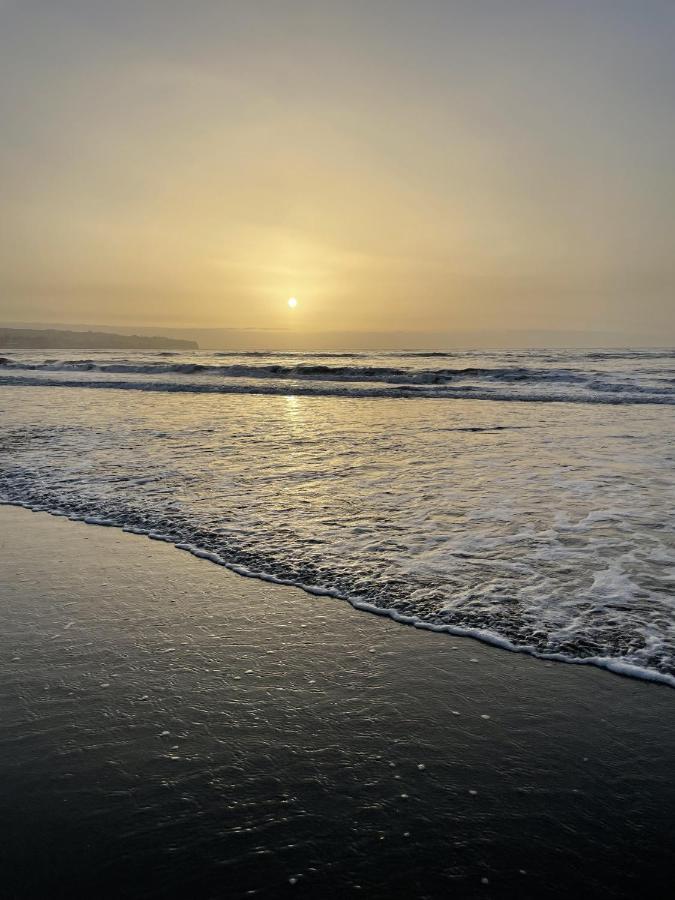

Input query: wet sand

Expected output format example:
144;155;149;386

1;505;674;899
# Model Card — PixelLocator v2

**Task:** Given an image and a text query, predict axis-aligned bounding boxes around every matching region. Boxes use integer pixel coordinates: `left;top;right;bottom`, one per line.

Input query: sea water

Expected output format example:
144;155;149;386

1;348;674;684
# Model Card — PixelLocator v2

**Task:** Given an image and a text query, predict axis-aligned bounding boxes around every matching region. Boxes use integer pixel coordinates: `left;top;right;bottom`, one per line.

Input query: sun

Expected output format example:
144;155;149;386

287;297;298;309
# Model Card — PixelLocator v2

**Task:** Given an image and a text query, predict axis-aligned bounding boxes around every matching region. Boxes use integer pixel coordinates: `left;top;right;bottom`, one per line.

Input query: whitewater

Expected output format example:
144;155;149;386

1;348;674;685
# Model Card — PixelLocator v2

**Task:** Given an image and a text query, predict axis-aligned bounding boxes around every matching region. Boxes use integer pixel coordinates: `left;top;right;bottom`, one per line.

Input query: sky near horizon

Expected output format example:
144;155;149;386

1;0;674;347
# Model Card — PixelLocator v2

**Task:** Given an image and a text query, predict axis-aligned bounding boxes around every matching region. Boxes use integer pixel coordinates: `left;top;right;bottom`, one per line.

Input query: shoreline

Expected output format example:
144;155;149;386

2;496;673;690
2;504;675;899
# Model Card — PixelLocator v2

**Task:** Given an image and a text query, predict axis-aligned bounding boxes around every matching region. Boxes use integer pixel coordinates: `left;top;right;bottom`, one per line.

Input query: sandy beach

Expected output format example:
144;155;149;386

1;504;674;899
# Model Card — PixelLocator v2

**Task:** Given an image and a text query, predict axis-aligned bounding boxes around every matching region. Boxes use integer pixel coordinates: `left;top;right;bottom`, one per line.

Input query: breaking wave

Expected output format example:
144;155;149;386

1;373;674;405
1;349;674;405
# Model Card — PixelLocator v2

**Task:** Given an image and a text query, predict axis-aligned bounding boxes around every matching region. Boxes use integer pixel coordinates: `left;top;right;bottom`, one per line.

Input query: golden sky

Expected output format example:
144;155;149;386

1;1;674;347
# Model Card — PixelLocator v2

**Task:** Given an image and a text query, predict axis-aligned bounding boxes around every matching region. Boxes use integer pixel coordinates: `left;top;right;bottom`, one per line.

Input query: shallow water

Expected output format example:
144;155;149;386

1;348;674;683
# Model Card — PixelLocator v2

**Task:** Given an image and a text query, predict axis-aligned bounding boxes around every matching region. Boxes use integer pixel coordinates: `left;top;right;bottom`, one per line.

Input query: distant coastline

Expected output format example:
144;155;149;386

0;328;198;351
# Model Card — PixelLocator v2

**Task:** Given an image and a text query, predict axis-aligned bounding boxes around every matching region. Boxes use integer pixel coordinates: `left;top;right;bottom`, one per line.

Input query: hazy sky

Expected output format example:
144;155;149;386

1;0;674;346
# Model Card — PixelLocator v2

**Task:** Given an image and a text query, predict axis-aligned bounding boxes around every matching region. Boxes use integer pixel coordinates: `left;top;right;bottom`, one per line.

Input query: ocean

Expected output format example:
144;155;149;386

1;347;674;686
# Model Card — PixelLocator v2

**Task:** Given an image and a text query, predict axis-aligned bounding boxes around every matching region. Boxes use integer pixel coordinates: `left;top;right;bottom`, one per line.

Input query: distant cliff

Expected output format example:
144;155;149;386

0;328;199;350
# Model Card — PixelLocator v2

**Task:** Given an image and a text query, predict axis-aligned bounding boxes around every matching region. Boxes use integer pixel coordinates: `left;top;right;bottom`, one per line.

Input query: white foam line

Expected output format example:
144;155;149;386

2;496;674;690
